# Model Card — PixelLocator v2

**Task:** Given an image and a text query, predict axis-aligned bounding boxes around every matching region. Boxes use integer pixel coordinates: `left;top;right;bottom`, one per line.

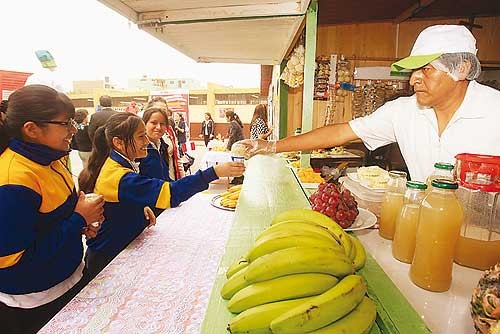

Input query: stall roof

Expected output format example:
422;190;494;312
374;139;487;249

99;0;499;65
98;0;310;65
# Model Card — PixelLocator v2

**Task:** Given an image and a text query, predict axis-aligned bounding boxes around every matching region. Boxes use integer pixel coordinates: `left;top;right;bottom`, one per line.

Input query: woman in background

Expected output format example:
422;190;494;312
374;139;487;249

225;110;244;151
0;85;103;333
173;113;187;156
199;112;215;146
250;104;272;140
78;112;245;279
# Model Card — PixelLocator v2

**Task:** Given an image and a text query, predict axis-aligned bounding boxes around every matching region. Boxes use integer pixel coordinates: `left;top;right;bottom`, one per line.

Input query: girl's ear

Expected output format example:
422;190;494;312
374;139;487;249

21;121;42;141
112;136;124;152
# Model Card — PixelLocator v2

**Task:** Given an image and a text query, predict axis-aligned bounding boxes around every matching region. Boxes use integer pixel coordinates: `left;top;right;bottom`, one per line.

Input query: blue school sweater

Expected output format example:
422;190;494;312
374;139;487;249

0;139;85;294
87;150;218;257
138;139;171;181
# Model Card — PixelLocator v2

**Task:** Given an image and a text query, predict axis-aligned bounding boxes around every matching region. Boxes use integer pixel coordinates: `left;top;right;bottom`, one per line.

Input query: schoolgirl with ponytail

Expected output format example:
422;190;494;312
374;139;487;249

0;85;104;333
225;110;244;151
78;112;245;280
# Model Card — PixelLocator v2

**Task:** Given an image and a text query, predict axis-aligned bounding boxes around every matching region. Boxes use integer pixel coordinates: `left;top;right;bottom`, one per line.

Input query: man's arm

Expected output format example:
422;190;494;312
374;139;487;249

276;122;359;152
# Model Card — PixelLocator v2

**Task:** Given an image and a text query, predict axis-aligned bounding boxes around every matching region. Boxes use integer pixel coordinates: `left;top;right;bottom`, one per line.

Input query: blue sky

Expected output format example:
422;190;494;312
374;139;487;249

0;0;260;88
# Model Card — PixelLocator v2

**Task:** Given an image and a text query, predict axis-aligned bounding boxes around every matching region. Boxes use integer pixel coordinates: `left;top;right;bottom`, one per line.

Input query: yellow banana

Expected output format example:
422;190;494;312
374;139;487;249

226;296;315;334
244;247;353;283
228;273;339;314
245;234;343;262
271;209;352;258
256;221;339;245
305;297;377;334
348;235;357;262
221;267;251;300
350;235;367;271
226;257;249;279
270;275;367;333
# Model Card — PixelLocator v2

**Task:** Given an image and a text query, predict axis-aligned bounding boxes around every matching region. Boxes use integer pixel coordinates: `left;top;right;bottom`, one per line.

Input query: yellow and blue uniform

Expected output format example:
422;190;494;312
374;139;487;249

138;139;171;181
88;150;218;258
0;139;85;295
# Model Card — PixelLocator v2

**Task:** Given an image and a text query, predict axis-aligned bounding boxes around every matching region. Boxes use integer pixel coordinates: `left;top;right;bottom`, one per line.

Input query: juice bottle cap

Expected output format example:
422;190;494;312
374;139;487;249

431;179;458;189
434;162;454;170
406;180;427;190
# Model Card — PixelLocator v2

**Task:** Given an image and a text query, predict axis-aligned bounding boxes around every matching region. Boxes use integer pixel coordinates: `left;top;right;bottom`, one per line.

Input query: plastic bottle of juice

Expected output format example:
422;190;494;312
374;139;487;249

379;170;407;240
410;179;464;292
425;162;454;192
392;181;427;263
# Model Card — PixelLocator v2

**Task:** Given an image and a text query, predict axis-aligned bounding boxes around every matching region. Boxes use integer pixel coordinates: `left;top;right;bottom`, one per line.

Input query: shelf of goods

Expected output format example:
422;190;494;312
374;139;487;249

201;155;432;334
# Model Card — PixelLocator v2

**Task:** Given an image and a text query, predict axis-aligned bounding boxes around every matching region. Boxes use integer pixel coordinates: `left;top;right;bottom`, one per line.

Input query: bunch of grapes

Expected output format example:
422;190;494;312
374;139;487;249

309;183;359;229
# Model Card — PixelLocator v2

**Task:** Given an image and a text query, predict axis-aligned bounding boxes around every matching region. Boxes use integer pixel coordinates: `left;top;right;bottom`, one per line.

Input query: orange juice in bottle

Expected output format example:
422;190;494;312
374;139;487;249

410;179;463;292
392;181;427;263
379;171;407;240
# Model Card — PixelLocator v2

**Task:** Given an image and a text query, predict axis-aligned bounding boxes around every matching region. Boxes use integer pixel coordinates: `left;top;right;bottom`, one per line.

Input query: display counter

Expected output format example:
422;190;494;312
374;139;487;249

41;155;482;334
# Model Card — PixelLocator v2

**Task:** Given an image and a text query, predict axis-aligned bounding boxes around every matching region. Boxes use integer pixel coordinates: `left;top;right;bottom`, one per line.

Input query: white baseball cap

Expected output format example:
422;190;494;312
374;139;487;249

392;25;477;71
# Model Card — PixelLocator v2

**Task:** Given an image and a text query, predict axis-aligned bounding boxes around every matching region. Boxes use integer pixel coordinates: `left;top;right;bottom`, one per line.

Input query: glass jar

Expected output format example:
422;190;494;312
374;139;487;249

425;162;454;191
379;170;407;240
392;181;427;263
410;179;464;292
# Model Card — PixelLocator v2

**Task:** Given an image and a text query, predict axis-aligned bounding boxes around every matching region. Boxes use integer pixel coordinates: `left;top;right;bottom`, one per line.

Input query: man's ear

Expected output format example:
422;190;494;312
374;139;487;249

21;121;41;141
457;61;472;81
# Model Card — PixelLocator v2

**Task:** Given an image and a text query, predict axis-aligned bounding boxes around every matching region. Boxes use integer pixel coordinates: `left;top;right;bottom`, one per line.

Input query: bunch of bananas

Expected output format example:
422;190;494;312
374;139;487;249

219;185;242;209
221;208;376;334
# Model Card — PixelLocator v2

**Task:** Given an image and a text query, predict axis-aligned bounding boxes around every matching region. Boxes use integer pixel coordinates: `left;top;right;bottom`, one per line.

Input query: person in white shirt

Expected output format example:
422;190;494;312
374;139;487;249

239;25;500;181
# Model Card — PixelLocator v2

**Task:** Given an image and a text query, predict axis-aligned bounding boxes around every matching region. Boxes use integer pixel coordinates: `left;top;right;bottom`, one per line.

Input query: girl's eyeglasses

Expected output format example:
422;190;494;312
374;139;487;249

36;119;77;130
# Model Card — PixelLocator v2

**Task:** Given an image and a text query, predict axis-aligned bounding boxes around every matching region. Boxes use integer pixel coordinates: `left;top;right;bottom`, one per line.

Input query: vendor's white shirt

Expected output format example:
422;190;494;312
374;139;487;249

349;81;500;181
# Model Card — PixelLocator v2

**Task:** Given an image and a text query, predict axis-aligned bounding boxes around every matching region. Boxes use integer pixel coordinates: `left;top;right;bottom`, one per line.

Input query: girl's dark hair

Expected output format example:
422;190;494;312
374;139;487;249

204;112;213;121
142;107;170;126
74;109;89;124
0;85;75;154
225;110;243;128
79;112;142;193
251;104;267;125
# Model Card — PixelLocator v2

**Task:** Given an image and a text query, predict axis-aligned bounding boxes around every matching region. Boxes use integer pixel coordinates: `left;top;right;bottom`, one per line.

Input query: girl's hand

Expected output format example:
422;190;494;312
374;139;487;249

75;191;105;229
214;162;245;178
144;206;156;227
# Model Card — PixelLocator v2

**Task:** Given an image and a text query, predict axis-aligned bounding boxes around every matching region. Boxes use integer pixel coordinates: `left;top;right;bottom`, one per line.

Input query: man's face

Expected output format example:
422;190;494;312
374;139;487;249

409;64;459;108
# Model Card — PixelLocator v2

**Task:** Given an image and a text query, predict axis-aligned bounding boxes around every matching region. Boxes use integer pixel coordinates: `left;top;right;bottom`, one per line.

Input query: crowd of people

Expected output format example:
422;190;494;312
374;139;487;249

0;86;245;333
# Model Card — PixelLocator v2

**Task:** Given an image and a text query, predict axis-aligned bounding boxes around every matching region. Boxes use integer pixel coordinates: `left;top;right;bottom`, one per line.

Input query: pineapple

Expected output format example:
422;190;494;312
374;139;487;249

471;263;500;334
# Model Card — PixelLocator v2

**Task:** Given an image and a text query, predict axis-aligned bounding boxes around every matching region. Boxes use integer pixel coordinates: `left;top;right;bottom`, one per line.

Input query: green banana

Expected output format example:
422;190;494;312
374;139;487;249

244;247;353;283
305;297;377;334
246;233;343;262
221;267;251;300
349;235;367;271
227;296;315;334
227;256;249;279
227;273;338;314
271;209;352;258
256;221;337;245
270;274;367;333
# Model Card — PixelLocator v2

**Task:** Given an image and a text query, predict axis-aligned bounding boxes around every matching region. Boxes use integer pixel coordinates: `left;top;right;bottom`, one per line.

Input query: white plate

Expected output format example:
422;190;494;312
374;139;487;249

344;208;377;231
347;172;386;193
301;182;321;189
210;194;236;211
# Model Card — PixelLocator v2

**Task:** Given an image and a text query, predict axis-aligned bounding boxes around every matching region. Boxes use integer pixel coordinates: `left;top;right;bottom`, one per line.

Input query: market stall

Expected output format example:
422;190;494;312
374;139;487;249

40;156;489;333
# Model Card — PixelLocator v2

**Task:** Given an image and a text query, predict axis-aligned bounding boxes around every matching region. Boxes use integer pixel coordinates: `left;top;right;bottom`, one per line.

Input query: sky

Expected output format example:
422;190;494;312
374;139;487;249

0;0;260;89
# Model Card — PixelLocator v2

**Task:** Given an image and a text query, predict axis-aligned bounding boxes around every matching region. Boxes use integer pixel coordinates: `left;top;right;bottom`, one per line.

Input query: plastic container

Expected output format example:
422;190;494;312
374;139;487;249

339;176;384;217
410;179;463;292
454;153;500;270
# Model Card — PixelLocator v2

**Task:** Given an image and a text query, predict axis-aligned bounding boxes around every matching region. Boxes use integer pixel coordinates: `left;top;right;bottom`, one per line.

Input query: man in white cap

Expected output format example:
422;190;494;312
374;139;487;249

240;25;500;181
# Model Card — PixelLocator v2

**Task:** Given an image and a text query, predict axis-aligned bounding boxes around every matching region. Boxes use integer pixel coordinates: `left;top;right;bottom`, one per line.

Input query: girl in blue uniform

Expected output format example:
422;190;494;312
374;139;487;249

0;85;104;333
78;112;244;280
